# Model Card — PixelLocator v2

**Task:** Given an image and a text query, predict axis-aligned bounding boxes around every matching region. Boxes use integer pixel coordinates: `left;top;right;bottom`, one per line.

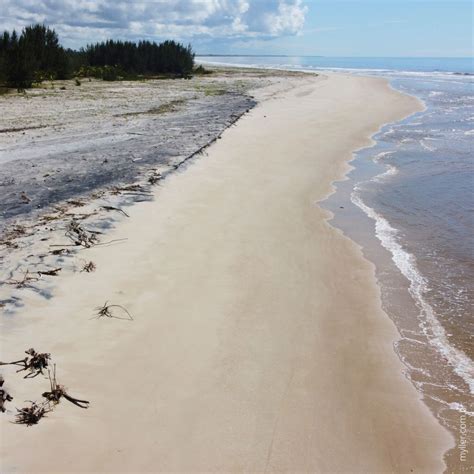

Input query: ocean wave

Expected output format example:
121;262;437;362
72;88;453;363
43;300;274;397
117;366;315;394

199;60;474;81
351;190;474;394
372;164;398;181
374;151;395;161
426;395;474;417
419;139;437;151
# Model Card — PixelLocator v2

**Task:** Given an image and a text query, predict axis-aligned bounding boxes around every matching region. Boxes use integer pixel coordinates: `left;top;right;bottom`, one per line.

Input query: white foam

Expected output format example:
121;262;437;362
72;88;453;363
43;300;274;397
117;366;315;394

198;59;473;82
420;140;437;151
446;402;474;416
374;151;394;161
426;395;474;416
351;191;474;394
373;164;398;182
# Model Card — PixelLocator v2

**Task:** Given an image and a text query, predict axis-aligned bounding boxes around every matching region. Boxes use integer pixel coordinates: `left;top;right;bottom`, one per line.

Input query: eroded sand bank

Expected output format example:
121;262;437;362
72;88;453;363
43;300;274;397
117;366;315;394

0;73;453;472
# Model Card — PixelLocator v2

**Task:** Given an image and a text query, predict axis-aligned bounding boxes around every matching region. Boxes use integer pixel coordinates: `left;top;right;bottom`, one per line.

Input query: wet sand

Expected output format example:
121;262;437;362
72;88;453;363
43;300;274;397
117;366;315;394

0;73;453;472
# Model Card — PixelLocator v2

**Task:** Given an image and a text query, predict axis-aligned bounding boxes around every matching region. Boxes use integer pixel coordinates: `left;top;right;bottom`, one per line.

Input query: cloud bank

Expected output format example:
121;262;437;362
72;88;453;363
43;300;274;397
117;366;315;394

0;0;308;48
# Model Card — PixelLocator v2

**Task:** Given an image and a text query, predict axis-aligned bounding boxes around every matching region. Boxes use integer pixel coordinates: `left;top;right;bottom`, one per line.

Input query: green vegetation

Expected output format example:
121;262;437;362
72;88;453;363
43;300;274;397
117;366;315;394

194;83;227;96
193;65;213;75
0;25;68;89
84;39;194;77
0;24;195;90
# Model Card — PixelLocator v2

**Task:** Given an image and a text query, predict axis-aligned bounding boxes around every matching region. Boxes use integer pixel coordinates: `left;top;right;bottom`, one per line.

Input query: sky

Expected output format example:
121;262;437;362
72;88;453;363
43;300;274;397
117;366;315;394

0;0;472;57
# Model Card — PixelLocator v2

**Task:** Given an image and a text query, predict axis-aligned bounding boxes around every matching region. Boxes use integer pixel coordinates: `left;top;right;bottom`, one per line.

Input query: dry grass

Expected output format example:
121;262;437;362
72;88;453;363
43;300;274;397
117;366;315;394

93;301;133;321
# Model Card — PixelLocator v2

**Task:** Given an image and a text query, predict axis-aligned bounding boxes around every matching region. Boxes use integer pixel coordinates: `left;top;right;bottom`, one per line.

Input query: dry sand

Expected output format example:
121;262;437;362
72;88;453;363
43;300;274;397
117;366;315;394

0;73;453;472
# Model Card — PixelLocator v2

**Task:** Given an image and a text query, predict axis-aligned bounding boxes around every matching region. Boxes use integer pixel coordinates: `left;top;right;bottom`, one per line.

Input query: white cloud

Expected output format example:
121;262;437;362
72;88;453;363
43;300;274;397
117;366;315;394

0;0;308;48
265;0;307;35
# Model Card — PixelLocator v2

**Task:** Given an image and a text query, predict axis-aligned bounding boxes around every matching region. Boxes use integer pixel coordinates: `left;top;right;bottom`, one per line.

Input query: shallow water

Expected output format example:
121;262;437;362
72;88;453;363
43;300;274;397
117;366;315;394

332;68;474;469
201;56;474;467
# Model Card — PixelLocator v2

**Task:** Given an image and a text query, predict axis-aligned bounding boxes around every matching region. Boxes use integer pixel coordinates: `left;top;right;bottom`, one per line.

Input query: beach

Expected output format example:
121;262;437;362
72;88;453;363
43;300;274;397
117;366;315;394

0;72;454;472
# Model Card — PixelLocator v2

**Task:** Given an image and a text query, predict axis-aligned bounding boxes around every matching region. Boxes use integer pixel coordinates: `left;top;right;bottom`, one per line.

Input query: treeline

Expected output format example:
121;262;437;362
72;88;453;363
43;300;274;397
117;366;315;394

0;25;69;88
84;40;194;77
0;24;195;89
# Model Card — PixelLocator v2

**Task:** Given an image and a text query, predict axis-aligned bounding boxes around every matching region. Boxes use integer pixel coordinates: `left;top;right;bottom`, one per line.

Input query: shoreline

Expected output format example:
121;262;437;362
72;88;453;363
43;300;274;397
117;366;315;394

322;73;473;470
0;72;454;472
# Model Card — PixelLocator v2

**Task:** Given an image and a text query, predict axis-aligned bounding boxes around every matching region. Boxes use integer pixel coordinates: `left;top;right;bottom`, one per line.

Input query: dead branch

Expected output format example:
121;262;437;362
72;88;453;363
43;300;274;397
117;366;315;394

15;401;51;426
101;206;129;218
0;225;30;247
65;219;99;248
0;240;19;249
1;348;51;378
111;184;144;194
40;214;62;223
5;270;39;288
64;211;97;221
42;366;89;409
67;199;86;207
50;248;70;256
81;261;96;273
93;301;133;321
38;268;62;277
20;192;31;204
148;172;162;185
0;376;13;412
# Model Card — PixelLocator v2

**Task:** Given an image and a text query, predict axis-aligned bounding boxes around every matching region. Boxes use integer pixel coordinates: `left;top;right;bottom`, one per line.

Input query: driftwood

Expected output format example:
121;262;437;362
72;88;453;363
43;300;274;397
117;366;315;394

101;205;129;218
5;267;61;286
0;376;13;412
2;225;28;239
148;172;162;185
64;211;97;221
41;214;61;222
5;269;39;288
38;268;62;277
110;184;152;197
0;348;51;379
67;199;86;207
81;261;96;273
20;192;31;204
94;301;133;321
50;248;70;256
111;184;143;194
0;240;19;249
15;401;51;426
42;366;89;409
65;219;100;248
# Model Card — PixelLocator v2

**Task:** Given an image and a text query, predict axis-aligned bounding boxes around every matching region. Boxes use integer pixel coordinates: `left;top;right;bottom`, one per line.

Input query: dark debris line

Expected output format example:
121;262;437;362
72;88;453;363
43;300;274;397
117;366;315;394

0;92;256;231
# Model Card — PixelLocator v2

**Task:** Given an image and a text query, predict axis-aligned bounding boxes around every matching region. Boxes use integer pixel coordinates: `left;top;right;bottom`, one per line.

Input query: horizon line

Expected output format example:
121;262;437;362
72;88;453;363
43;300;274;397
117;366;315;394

196;54;474;59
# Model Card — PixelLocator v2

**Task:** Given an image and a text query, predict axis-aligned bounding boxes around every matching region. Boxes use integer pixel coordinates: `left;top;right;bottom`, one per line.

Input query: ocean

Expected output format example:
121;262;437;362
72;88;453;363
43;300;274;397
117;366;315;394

201;56;473;461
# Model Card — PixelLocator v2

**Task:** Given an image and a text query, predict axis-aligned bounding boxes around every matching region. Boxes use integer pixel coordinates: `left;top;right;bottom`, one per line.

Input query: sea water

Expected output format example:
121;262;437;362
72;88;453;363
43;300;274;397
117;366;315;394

200;56;473;461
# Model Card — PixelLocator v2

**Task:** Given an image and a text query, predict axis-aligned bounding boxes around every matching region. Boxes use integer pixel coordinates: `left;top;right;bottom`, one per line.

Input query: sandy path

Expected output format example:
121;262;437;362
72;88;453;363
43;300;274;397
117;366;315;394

0;73;452;472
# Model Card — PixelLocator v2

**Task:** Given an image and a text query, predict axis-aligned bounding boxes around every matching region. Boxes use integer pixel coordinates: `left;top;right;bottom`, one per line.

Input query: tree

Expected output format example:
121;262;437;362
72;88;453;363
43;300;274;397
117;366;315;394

0;24;196;89
0;24;69;88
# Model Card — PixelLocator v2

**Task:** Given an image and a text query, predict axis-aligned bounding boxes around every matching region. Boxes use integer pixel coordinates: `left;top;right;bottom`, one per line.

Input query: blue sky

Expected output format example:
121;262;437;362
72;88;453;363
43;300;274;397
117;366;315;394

1;0;472;57
295;0;473;57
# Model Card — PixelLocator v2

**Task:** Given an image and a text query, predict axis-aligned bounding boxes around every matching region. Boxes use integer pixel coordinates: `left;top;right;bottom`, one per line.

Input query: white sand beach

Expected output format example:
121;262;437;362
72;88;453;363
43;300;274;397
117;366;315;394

0;73;453;472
